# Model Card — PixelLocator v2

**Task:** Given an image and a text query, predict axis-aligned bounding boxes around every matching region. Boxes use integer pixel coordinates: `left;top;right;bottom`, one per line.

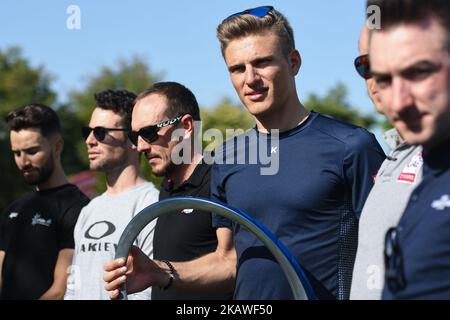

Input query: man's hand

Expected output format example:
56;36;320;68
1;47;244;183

103;246;168;299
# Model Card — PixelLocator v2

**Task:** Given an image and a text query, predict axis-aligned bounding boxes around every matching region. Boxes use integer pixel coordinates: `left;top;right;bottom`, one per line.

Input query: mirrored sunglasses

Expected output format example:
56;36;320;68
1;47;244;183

224;5;274;22
354;54;372;79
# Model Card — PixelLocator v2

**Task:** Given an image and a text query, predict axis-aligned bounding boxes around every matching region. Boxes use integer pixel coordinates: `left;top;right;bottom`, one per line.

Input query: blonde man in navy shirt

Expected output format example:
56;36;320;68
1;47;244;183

104;6;385;300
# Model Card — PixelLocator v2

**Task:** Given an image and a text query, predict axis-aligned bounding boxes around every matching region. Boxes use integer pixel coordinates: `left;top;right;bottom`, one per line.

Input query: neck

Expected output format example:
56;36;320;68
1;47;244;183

36;164;69;191
254;99;310;133
105;163;146;195
167;152;203;187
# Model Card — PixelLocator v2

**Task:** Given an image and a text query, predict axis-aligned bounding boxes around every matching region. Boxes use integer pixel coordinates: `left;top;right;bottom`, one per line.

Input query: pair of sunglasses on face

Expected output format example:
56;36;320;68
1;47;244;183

128;115;184;146
81;126;128;142
354;54;372;79
82;115;183;145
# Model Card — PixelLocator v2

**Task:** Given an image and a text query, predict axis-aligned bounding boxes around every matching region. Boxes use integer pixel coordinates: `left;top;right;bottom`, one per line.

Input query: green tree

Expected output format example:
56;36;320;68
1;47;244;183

200;98;254;151
69;56;161;124
0;47;57;211
304;82;377;129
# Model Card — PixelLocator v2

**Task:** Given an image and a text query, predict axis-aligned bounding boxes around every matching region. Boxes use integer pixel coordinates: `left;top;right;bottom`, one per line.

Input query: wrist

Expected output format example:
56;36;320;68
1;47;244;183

159;260;175;290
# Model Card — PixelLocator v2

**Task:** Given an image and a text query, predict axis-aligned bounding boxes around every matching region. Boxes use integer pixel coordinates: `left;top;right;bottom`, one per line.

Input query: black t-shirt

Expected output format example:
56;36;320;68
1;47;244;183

0;184;90;300
152;163;232;300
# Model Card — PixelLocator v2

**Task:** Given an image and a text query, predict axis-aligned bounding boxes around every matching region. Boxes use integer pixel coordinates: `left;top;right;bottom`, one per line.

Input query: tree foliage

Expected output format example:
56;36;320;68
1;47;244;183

1;47;379;209
304;82;377;129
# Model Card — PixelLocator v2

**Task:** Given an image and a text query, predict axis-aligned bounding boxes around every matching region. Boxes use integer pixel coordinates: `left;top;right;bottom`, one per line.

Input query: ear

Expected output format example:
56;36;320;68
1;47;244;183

53;136;64;159
289;49;301;75
181;114;195;137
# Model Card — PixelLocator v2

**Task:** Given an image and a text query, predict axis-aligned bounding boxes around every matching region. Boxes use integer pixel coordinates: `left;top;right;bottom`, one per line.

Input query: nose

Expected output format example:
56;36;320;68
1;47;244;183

85;130;97;145
16;152;31;169
390;77;413;114
136;136;151;154
245;65;261;86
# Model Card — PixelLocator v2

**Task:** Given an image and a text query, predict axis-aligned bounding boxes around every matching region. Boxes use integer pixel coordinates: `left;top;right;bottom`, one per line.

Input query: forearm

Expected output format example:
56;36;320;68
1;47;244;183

39;248;73;300
39;284;66;300
159;249;236;293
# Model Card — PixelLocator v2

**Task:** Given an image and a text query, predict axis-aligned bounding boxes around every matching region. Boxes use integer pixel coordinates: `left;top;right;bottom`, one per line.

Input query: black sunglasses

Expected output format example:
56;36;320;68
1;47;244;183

354;54;372;79
224;5;274;22
128;115;184;146
82;126;129;142
384;227;407;293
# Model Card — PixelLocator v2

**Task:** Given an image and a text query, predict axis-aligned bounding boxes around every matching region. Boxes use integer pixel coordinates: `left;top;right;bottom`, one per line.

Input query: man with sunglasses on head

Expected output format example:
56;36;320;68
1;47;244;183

350;26;423;300
107;82;231;300
0;104;90;299
366;0;450;299
104;8;384;300
64;89;159;300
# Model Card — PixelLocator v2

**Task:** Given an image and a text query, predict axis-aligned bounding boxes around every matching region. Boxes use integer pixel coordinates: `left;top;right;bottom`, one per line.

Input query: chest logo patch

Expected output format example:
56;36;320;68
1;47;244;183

431;195;450;211
31;213;52;227
84;221;116;240
181;208;194;215
8;212;19;219
397;151;423;184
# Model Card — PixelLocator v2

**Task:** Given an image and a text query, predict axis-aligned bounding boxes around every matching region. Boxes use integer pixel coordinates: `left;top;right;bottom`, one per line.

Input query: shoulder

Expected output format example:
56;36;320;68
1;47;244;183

55;185;90;218
309;113;379;148
132;182;160;200
3;191;36;211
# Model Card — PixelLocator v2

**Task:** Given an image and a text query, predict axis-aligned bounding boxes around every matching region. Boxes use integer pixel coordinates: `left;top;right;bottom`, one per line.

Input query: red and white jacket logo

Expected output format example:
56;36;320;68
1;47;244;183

397;151;423;184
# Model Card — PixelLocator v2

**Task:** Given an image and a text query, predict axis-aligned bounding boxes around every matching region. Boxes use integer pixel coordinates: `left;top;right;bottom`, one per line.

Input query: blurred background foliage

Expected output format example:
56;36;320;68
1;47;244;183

0;46;380;211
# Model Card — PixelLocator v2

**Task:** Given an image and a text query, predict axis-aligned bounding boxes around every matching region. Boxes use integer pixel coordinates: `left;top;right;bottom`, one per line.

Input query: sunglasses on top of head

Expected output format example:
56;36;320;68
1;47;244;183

128;115;184;147
224;5;274;22
354;54;372;79
81;126;129;142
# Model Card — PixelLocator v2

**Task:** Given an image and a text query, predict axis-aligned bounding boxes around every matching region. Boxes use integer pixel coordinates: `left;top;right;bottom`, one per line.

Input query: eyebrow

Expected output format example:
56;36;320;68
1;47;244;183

371;60;441;78
227;54;275;72
12;145;40;153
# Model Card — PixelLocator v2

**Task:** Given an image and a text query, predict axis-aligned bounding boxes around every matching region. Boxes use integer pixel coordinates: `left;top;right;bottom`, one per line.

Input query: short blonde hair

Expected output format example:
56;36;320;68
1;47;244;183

217;8;295;58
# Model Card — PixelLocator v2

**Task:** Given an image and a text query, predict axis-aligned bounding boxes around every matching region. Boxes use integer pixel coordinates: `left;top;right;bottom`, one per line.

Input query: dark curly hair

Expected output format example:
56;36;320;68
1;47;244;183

5;103;61;138
94;89;137;129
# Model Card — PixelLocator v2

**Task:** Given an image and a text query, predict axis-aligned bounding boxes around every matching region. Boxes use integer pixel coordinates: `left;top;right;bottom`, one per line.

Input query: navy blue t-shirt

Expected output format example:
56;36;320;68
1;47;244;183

382;138;450;300
212;112;385;300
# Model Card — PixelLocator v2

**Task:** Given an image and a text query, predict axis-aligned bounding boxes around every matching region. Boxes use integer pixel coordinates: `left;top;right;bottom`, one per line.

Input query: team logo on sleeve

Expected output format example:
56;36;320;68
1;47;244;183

397;151;423;184
8;212;19;219
431;195;450;211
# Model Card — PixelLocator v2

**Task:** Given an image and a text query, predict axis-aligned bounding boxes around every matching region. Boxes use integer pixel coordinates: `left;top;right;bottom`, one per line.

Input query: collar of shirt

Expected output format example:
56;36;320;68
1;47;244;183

161;163;210;193
423;137;450;178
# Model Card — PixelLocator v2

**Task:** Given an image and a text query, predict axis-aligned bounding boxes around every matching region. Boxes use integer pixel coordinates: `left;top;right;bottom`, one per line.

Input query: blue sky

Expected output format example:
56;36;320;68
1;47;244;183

0;1;373;114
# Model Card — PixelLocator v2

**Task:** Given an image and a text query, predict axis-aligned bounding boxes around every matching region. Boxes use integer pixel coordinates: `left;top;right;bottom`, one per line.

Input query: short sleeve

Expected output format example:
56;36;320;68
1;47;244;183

59;196;89;250
210;163;233;229
343;128;386;218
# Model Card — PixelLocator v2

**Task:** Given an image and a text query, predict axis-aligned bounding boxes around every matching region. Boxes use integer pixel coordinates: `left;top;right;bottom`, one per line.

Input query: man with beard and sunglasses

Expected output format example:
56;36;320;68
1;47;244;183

0;104;90;299
350;26;423;300
64;90;159;300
